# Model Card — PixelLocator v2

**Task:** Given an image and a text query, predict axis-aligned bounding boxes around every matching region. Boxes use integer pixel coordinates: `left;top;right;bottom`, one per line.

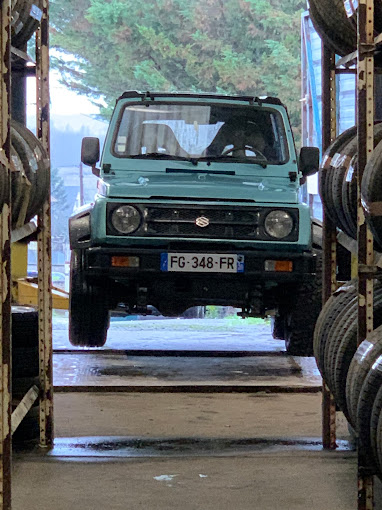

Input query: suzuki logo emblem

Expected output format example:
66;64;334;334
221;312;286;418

195;216;210;228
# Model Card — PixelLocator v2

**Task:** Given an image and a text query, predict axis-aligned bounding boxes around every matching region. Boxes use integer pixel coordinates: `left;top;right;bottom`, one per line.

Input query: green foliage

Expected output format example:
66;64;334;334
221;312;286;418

50;0;305;127
205;306;269;324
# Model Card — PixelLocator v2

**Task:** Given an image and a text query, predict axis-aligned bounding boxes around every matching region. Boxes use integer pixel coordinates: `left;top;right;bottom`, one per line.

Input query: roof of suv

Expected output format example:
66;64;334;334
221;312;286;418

117;90;285;107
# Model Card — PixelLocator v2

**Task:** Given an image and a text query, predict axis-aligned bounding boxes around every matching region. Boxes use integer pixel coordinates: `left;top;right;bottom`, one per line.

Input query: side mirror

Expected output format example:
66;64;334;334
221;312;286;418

81;137;100;167
299;146;319;177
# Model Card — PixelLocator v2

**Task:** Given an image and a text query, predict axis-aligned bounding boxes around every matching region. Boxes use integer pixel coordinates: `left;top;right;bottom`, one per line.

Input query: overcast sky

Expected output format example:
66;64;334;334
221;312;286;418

27;70;99;117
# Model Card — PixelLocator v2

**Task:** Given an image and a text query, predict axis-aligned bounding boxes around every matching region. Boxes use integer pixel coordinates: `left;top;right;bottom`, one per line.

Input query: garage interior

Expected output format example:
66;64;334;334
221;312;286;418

2;1;382;509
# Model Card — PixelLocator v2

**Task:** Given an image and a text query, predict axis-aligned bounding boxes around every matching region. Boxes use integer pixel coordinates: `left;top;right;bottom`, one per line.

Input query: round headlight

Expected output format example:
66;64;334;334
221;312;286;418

111;205;141;234
264;210;294;239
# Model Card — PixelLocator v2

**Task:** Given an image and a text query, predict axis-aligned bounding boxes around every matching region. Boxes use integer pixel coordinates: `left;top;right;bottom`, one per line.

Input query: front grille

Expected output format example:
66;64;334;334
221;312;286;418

145;206;260;239
106;203;299;241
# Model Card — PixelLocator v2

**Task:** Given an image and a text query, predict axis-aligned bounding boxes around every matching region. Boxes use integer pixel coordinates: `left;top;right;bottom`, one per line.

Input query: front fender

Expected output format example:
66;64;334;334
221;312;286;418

69;204;94;250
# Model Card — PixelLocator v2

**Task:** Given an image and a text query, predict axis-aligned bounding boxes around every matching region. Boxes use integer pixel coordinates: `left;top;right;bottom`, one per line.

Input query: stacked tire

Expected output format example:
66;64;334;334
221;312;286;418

0;120;50;228
361;138;382;251
0;0;47;222
11;120;50;227
309;0;382;58
11;0;43;49
314;282;382;479
319;123;382;241
314;280;382;420
344;328;382;477
12;307;40;445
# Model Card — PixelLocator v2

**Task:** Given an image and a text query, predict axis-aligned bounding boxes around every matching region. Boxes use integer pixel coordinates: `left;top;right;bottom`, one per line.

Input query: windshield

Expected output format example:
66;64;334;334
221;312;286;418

113;103;289;164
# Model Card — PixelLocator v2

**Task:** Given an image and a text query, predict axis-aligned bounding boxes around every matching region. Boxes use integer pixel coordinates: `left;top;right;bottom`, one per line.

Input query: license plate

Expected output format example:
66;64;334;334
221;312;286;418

161;253;244;273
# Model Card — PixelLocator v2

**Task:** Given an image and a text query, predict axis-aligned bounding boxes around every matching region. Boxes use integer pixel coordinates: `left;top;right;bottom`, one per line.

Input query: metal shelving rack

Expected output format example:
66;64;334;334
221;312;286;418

321;0;376;508
0;1;53;508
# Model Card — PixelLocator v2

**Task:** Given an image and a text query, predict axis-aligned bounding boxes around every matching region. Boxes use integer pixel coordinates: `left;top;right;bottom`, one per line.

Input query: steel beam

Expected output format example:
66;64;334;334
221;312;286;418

36;0;54;448
53;384;323;394
321;44;337;451
11;386;39;435
0;2;12;508
357;1;375;508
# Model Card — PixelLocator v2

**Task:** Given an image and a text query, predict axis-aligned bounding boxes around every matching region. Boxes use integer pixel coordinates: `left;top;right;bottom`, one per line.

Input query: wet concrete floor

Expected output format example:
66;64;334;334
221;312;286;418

52;318;321;389
12;317;377;509
14;454;372;510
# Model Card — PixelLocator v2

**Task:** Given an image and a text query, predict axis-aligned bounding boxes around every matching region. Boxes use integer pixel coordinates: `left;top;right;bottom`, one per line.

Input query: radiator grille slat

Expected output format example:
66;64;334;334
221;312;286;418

146;206;259;239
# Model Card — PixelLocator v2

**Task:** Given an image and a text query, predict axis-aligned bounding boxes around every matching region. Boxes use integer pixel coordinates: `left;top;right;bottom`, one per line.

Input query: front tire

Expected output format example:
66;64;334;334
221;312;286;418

69;250;109;347
283;249;322;356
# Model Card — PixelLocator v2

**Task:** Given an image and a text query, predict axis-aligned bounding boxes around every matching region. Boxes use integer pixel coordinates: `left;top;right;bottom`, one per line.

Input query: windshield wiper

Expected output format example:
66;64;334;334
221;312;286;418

128;153;199;165
166;168;235;176
128;153;268;168
198;155;268;168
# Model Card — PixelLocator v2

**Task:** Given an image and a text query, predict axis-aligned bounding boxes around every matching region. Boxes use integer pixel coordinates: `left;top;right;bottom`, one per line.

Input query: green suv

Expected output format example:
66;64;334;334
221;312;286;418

69;91;321;354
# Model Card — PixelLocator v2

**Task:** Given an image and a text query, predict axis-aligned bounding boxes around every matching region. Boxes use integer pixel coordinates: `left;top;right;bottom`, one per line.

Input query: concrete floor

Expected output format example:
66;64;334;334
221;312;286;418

11;318;382;509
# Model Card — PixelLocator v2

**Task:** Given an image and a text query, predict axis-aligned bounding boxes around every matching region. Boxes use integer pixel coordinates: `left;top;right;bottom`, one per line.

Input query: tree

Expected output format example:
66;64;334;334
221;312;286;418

50;0;305;130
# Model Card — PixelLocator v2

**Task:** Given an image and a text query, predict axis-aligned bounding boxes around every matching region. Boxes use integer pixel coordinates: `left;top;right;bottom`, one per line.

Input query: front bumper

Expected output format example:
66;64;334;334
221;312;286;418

84;246;316;283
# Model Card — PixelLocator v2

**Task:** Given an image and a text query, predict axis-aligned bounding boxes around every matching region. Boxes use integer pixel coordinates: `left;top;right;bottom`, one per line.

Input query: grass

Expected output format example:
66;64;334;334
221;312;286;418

108;316;270;332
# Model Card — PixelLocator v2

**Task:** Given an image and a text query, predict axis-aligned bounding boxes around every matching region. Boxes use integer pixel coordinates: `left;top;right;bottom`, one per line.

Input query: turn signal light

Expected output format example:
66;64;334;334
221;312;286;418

264;260;293;272
111;256;140;268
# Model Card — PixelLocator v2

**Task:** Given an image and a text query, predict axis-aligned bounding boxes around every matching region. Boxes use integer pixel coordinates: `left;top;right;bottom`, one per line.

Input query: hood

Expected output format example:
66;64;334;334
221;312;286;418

101;172;299;204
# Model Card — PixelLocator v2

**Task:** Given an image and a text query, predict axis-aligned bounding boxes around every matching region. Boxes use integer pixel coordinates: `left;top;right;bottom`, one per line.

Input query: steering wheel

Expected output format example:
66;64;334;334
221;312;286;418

221;145;267;160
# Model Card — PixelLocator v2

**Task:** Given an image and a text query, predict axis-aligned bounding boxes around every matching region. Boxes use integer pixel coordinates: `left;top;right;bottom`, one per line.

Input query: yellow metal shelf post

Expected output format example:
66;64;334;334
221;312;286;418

36;0;54;448
0;1;12;508
321;45;338;450
357;0;375;507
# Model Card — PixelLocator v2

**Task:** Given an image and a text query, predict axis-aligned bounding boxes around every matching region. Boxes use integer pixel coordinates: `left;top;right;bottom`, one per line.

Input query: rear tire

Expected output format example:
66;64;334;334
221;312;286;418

69;250;109;347
271;315;285;340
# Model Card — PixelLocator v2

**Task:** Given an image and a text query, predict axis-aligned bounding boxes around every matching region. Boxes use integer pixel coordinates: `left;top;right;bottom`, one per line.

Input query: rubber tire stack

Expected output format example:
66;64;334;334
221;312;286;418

11;306;40;445
361;137;382;251
344;327;382;478
309;0;382;58
11;0;44;49
314;280;382;422
9;120;50;229
319;123;382;241
315;289;382;480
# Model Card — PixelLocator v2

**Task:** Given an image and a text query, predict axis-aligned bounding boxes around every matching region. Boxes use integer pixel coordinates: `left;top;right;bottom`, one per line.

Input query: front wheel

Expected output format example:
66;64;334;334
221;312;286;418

69;250;110;347
283;249;322;356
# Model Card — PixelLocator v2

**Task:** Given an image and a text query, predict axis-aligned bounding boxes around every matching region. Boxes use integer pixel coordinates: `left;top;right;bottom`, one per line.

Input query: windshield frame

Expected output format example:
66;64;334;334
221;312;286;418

110;100;291;166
